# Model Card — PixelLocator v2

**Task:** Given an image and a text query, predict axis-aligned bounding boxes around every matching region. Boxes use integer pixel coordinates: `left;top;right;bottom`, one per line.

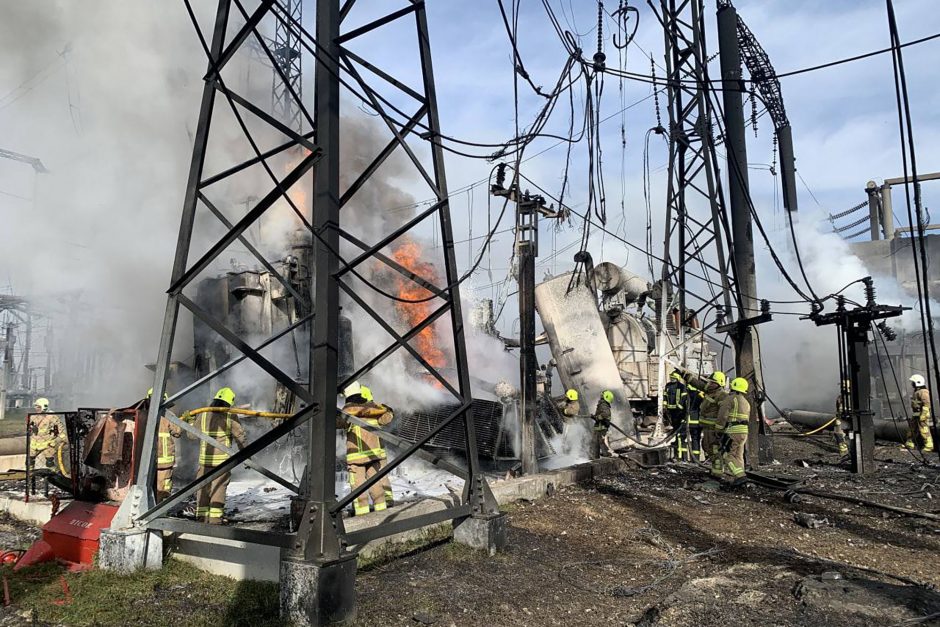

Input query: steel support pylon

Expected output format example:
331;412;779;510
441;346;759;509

113;1;497;623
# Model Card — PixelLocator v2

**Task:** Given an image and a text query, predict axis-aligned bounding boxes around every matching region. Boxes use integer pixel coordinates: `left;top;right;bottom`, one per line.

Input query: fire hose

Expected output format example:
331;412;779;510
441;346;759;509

792;416;837;436
180;407;293;421
606;420;679;451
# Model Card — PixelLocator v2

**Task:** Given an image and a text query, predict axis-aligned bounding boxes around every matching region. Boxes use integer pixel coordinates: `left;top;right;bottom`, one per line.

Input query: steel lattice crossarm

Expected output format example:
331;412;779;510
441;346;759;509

733;10;788;129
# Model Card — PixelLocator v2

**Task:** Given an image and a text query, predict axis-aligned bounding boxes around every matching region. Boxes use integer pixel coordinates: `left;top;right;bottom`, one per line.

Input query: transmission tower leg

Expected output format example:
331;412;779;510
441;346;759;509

280;0;355;624
717;3;772;464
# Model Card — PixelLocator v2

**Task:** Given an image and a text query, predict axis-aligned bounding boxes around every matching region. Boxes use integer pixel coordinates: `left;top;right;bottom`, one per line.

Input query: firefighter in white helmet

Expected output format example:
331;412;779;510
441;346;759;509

340;381;395;516
906;374;934;452
28;398;65;473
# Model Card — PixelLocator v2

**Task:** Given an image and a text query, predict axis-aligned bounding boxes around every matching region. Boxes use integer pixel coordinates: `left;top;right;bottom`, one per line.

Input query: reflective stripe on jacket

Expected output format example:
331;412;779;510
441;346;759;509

663;381;686;410
344;402;393;464
685;374;727;426
718;393;750;434
912;388;931;419
157;416;182;468
30;414;63;453
199;411;246;467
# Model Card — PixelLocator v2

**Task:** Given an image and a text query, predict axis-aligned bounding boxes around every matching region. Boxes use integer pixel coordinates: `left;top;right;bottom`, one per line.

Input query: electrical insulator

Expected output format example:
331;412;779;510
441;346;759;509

495;163;507;190
863;276;876;307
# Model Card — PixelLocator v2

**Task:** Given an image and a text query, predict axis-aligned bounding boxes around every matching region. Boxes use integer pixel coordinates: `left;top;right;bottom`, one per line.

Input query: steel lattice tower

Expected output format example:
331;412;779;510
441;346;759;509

101;1;503;623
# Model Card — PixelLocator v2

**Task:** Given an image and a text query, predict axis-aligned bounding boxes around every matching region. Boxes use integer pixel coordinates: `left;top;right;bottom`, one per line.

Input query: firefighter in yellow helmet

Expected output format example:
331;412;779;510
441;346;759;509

193;387;246;524
341;381;394;516
28;398;65;473
591;390;615;458
682;370;729;478
143;388;181;503
906;374;934;452
716;377;751;485
556;389;581;421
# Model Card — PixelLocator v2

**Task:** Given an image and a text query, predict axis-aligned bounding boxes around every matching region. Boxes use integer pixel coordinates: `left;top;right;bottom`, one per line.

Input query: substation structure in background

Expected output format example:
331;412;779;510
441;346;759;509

807;278;906;474
100;1;501;625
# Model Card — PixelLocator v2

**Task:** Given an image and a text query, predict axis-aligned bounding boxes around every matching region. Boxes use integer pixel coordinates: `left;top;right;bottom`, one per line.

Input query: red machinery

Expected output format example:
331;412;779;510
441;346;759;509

16;407;144;571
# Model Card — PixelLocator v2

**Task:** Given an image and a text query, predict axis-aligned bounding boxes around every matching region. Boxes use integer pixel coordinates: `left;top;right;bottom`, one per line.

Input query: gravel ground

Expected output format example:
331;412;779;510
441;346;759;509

352;429;940;626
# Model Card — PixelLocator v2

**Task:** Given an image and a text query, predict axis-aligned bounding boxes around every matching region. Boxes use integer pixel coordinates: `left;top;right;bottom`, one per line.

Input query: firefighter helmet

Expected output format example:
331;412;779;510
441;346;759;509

33;398;49;412
214;387;236;406
343;381;362;398
910;374;926;388
670;371;685;382
566;389;579;401
602;390;614;403
360;385;374;403
710;371;727;387
730;377;749;393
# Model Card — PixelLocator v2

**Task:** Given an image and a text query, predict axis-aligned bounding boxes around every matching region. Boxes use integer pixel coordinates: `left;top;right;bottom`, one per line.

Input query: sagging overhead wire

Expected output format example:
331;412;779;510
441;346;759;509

886;0;940;441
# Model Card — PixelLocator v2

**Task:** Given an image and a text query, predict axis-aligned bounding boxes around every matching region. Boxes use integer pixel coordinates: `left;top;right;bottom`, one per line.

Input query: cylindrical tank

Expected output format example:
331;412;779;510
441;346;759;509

594;262;650;302
606;310;651;400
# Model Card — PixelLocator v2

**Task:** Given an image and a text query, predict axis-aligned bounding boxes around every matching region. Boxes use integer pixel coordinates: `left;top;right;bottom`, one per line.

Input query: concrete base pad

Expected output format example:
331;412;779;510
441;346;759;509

453;513;507;556
280;553;358;626
99;528;162;573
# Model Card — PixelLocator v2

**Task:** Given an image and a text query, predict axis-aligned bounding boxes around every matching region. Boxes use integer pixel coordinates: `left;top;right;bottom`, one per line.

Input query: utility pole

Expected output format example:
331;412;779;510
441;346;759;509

491;164;561;475
717;2;772;464
808;279;906;473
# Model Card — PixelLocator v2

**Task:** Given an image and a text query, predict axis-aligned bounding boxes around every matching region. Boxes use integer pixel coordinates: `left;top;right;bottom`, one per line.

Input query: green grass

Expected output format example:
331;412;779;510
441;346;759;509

0;414;27;438
3;558;281;626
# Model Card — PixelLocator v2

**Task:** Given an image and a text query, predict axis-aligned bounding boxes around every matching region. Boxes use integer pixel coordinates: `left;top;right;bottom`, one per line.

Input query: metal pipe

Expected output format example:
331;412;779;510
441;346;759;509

782;409;908;443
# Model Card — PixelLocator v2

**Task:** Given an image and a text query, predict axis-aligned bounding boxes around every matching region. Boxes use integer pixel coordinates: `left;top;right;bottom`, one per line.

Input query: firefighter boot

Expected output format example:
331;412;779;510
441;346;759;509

921;425;935;453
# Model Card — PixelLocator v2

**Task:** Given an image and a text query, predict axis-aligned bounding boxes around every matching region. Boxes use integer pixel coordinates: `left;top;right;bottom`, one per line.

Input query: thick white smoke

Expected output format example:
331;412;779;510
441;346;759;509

755;207;932;412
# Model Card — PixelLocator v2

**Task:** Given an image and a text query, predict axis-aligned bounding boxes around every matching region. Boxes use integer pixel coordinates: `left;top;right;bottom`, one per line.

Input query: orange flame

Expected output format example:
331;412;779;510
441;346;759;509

285;148;312;214
390;239;448;373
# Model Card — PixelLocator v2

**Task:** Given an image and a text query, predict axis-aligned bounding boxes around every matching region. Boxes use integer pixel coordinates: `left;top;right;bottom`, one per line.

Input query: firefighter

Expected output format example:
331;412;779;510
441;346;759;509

556;389;581;420
833;381;850;457
717;377;751;485
193;387;246;524
341;382;394;516
144;388;182;503
28;398;64;473
663;371;688;460
591;390;614;458
682;370;729;478
906;374;934;452
686;382;704;461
